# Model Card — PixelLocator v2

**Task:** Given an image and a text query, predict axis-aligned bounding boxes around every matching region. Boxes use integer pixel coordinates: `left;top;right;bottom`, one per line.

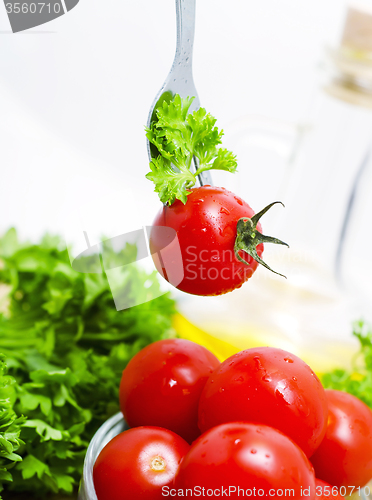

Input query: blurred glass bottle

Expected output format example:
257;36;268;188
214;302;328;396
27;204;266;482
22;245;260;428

176;1;372;371
269;0;372;333
327;0;372;311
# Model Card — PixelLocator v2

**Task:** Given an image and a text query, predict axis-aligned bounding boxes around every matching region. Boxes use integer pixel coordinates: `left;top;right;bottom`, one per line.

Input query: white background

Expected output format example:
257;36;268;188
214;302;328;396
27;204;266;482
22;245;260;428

0;0;349;241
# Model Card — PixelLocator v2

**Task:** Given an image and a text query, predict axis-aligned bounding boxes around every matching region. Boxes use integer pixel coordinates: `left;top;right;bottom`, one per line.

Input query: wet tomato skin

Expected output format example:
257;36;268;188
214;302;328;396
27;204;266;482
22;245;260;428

93;426;190;500
149;186;263;296
198;347;328;457
311;389;372;489
119;338;220;444
174;422;316;500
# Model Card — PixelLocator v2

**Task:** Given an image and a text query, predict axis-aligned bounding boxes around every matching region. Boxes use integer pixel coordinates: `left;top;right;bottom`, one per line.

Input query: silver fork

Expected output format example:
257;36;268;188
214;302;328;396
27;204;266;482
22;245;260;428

146;0;212;187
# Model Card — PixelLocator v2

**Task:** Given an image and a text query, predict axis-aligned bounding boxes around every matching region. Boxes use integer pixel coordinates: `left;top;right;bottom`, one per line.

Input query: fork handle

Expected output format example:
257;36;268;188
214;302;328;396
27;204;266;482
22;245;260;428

175;0;196;65
173;0;196;78
177;0;213;186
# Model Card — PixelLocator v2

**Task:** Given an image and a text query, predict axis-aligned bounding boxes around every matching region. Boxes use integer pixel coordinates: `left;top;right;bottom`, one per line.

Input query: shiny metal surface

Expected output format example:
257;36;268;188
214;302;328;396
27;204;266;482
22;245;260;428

146;0;213;187
78;413;128;500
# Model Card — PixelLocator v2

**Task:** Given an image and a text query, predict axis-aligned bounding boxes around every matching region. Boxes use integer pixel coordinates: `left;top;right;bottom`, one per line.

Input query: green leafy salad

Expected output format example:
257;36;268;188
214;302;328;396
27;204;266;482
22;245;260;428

0;229;176;498
321;320;372;407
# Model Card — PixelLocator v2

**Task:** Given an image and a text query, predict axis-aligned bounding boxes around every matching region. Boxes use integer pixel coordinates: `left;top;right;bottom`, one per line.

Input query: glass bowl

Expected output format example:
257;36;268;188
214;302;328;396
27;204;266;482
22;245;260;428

78;413;128;500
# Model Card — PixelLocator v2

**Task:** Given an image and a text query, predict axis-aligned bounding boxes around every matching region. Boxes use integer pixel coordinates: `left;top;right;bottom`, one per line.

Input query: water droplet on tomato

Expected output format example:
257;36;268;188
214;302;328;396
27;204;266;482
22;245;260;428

220;207;230;215
275;389;290;406
290;473;300;485
253;356;263;370
292;376;297;381
235;376;244;382
296;397;310;417
234;197;243;206
265;454;270;458
284;357;294;363
219;387;225;393
234;439;241;445
251;449;257;454
201;228;207;233
262;375;271;382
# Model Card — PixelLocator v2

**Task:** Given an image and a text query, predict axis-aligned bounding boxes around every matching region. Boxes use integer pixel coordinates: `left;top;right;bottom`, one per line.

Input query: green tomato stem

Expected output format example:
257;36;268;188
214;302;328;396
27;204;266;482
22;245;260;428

234;202;289;278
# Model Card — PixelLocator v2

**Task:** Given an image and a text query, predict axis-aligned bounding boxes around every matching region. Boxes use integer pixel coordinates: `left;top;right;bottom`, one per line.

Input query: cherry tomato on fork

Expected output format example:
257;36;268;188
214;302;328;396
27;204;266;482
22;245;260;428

150;186;286;296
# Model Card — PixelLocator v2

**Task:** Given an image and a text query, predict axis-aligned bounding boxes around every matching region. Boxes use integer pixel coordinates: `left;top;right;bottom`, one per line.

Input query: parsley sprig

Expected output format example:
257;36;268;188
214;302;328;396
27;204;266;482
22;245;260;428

146;95;237;204
0;228;176;498
0;356;26;500
322;320;372;408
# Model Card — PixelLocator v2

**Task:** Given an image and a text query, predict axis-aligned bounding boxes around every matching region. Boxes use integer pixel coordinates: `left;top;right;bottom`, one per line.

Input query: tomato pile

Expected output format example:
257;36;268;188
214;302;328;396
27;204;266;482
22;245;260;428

93;339;372;500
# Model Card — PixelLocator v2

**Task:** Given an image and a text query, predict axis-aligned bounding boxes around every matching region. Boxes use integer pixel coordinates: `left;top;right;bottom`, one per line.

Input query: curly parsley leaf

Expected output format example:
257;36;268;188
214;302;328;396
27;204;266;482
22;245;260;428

146;156;195;205
0;228;177;498
0;356;26;499
146;94;237;205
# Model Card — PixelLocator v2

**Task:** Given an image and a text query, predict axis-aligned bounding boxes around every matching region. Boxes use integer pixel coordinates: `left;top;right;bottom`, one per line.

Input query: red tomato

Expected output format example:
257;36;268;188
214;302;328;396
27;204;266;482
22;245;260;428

119;338;220;443
93;426;189;500
311;390;372;489
198;347;328;457
315;478;344;500
174;422;316;500
149;186;264;296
